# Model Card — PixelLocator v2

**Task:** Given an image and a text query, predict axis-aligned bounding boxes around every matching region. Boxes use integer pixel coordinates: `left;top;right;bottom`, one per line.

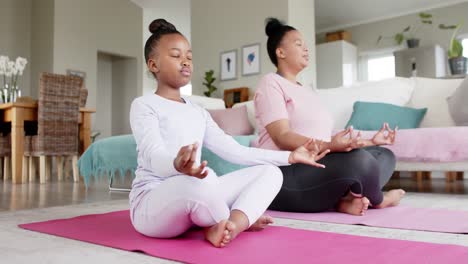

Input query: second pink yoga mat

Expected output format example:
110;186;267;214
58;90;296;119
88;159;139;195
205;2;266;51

268;205;468;233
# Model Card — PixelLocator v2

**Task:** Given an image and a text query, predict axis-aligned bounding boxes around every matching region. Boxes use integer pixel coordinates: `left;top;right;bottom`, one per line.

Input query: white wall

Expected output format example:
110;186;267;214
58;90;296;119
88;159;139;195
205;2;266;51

191;0;289;98
141;0;191;96
52;0;143;133
30;0;54;97
112;57;138;135
288;0;317;88
96;53;113;138
0;0;32;96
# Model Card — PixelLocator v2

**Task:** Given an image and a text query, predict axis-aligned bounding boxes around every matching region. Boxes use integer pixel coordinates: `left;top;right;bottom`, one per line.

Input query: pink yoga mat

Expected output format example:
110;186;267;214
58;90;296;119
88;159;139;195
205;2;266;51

267;205;468;234
19;210;468;264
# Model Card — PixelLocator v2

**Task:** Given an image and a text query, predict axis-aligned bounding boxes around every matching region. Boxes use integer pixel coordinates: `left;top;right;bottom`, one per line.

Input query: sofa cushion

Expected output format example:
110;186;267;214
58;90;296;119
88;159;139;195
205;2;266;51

316;77;415;129
208;105;254;135
201;135;255;176
233;101;257;132
408;77;462;127
346;101;427;130
447;77;468;126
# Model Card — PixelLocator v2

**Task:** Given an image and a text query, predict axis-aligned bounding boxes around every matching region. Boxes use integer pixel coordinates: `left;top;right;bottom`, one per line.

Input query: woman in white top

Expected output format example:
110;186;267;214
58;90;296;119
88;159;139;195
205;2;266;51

129;19;329;248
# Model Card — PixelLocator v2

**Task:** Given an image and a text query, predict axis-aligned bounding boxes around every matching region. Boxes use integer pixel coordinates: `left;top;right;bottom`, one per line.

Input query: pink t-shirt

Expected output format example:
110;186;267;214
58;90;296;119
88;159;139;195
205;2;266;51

253;73;334;150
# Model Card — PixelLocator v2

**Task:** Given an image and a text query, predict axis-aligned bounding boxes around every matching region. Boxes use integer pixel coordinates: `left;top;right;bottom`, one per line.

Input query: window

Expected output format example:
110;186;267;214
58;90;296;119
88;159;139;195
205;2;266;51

463;38;468;58
358;48;397;82
367;55;396;81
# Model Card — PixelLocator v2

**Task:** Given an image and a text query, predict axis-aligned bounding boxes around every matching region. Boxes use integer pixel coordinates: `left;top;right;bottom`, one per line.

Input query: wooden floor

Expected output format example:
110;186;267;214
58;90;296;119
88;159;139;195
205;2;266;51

0;176;130;212
0;173;467;212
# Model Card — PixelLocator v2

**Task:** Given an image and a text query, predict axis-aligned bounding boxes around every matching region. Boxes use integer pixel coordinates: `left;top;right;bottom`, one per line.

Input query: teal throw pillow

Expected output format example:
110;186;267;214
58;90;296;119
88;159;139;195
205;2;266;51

345;101;427;130
201;135;256;176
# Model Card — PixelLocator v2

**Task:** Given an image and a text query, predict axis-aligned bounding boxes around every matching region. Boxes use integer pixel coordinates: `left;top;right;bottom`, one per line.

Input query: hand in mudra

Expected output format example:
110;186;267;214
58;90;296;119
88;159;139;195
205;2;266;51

331;126;365;152
288;139;330;168
174;142;208;179
372;123;397;146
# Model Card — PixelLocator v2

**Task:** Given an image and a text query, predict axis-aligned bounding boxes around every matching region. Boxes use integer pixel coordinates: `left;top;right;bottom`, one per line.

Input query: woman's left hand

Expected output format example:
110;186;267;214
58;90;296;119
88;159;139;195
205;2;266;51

288;139;330;168
371;123;397;145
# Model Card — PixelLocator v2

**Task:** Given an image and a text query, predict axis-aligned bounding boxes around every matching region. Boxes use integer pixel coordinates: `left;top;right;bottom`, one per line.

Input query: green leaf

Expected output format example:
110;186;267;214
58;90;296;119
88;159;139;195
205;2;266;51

376;35;383;45
449;39;463;58
394;33;404;45
439;24;457;30
419;12;432;19
422;20;432;24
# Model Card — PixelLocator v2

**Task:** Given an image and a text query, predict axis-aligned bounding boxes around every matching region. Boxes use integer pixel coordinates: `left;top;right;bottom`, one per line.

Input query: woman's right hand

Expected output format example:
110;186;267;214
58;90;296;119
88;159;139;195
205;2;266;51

173;142;208;179
330;127;364;152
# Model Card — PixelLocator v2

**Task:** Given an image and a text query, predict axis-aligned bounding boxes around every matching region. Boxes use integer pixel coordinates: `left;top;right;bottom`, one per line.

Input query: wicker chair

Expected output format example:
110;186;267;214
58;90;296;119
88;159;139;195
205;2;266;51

24;73;83;183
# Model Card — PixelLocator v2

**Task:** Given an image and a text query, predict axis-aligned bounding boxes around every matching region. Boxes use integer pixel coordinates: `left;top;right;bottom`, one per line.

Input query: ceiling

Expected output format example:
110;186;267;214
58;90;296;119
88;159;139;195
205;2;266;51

130;0;468;34
315;0;468;33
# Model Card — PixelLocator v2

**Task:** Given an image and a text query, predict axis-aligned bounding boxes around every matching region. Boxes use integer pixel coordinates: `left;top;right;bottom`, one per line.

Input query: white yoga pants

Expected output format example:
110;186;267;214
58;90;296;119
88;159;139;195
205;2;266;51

131;165;283;238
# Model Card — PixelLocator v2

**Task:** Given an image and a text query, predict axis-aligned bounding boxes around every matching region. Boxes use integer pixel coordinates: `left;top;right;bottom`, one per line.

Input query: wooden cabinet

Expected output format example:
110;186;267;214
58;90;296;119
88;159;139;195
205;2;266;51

223;87;249;108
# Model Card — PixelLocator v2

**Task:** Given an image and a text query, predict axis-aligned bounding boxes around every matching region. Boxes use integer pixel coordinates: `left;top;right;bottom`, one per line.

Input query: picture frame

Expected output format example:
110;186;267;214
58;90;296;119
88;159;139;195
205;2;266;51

242;43;261;76
66;69;86;85
220;50;237;81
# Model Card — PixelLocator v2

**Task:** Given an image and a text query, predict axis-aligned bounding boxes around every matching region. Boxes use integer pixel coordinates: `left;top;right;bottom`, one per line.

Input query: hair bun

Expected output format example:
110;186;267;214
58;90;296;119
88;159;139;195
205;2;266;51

265;17;283;37
149;19;177;34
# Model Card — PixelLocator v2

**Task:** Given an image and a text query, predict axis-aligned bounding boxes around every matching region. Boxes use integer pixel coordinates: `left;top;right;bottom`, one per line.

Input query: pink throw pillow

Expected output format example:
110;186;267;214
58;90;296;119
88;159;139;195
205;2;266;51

208;105;254;135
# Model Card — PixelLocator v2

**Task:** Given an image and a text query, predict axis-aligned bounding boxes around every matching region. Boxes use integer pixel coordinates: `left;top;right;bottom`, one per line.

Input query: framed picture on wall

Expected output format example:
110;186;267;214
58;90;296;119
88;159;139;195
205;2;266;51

242;43;260;76
220;50;237;81
67;69;86;86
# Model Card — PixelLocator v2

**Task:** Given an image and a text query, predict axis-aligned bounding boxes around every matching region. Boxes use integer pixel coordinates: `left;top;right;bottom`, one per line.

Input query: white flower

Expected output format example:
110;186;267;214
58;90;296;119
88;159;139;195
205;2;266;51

15;57;27;75
12;64;18;76
0;56;9;76
5;61;15;77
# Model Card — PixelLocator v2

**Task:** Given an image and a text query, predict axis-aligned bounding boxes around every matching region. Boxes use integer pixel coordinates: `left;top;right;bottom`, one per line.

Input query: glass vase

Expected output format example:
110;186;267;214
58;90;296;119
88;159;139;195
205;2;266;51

0;84;21;103
1;84;9;103
10;85;20;103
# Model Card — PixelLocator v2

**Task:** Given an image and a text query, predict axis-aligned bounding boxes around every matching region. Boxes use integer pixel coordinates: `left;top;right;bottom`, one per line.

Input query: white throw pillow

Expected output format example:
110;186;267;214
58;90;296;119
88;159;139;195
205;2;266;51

407;77;463;127
447;77;468;126
316;77;416;129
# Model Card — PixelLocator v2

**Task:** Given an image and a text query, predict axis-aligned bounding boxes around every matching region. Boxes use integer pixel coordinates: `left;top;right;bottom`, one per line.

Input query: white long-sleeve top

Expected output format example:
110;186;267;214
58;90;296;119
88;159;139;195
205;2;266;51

129;94;291;205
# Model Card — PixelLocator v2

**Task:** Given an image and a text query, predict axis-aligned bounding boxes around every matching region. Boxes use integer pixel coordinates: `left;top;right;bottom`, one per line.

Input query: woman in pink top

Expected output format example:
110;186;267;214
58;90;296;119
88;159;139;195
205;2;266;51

253;18;405;215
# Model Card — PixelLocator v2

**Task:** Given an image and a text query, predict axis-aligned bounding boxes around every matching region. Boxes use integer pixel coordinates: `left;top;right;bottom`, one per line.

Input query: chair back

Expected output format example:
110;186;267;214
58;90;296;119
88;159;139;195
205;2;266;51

35;73;82;155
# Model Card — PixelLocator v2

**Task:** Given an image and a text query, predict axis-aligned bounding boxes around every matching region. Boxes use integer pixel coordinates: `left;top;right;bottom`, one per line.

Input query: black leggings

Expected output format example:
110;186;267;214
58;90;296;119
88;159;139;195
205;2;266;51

269;146;396;213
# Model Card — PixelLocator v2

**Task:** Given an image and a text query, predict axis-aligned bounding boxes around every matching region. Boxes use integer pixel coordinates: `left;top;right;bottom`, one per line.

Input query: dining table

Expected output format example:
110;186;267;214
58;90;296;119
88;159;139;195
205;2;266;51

0;101;95;184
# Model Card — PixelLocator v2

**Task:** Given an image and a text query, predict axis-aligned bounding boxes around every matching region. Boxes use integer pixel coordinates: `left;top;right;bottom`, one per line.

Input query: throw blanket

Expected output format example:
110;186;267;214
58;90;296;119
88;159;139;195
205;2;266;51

78;135;137;185
346;127;468;162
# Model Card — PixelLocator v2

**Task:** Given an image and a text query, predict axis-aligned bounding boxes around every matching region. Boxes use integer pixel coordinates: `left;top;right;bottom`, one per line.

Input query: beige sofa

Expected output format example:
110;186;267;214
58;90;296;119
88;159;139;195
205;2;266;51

232;77;467;183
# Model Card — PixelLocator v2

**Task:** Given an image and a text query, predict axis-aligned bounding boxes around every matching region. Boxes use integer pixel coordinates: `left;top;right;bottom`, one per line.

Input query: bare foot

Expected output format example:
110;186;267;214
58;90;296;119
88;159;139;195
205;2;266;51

337;196;370;216
247;215;274;231
204;220;236;248
374;189;405;209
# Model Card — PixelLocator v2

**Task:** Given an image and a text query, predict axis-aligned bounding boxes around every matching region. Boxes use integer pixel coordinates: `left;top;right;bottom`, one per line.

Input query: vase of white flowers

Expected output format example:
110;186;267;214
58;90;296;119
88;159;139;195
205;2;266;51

0;56;27;103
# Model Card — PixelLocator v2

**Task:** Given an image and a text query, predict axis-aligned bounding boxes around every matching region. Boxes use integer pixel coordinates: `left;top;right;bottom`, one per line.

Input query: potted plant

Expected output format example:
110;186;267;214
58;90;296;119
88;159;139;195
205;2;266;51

377;12;433;48
439;23;466;75
203;70;217;97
